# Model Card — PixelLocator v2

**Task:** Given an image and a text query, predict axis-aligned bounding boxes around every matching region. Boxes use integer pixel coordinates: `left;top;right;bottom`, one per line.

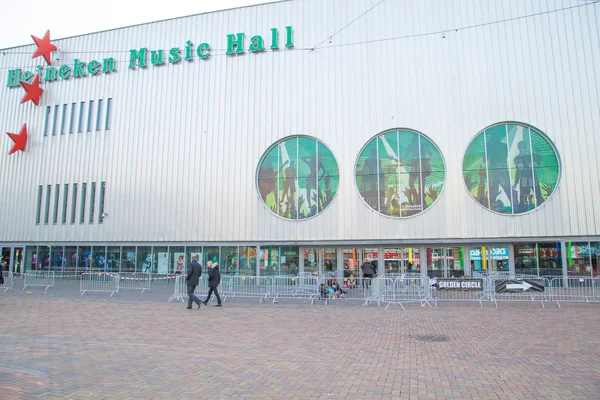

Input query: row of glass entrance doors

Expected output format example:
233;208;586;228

302;246;511;278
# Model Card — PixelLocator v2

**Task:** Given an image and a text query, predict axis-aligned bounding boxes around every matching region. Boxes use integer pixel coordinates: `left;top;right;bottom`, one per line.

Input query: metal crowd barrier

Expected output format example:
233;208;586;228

165;273;600;309
23;271;55;290
270;276;319;304
168;275;220;304
549;276;598;307
1;271;13;292
373;276;434;310
430;277;487;306
168;275;186;303
119;272;151;293
486;276;550;307
222;276;270;303
80;272;119;297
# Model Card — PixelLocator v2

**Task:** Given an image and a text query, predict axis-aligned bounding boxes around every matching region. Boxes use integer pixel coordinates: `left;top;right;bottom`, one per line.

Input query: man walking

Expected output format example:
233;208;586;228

203;261;222;306
186;255;203;309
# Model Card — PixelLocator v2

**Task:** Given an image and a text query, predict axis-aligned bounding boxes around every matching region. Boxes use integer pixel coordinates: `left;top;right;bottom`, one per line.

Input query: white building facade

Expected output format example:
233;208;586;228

0;0;599;278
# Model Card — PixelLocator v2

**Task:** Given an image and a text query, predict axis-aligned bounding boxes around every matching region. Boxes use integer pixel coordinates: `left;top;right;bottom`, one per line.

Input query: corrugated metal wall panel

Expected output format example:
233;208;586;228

0;0;599;244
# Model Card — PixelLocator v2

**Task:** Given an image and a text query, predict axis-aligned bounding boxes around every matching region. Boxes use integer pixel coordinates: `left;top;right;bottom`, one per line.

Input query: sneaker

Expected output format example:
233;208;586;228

214;304;222;307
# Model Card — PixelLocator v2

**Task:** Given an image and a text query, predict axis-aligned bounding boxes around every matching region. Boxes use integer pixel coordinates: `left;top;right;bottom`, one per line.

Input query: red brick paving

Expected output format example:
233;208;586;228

1;289;599;399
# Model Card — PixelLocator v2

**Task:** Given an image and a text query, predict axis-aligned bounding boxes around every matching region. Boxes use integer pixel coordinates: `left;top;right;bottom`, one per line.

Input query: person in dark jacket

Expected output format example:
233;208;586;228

203;261;222;306
186;256;203;309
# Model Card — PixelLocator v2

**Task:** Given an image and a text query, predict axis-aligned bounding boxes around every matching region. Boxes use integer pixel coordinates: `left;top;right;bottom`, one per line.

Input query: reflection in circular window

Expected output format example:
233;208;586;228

462;123;560;214
257;136;339;220
355;129;445;217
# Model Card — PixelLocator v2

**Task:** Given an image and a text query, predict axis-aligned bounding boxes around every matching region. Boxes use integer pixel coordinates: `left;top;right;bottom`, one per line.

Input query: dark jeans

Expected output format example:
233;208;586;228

187;285;201;307
205;287;222;305
363;274;373;288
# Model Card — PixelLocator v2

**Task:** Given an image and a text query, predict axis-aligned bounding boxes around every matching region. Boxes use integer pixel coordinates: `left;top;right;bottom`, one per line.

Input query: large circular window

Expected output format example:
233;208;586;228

462;122;560;214
355;129;446;217
257;136;339;220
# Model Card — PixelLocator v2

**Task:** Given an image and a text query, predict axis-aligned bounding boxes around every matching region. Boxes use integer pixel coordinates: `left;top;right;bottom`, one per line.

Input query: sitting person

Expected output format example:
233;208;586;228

347;274;357;288
319;283;329;299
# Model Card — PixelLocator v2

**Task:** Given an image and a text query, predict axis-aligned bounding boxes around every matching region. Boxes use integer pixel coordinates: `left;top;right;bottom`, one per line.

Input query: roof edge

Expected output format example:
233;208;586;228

0;0;291;51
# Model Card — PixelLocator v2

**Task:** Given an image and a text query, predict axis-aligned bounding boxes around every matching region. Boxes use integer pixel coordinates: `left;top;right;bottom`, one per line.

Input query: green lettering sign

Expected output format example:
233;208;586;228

169;47;180;63
58;65;71;79
226;33;245;55
87;60;101;75
6;69;21;87
249;35;265;52
129;48;148;69
72;59;86;77
21;71;34;83
196;43;210;59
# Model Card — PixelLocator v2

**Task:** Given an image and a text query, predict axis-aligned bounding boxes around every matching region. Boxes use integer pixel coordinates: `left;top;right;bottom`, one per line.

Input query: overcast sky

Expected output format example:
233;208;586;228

0;0;283;49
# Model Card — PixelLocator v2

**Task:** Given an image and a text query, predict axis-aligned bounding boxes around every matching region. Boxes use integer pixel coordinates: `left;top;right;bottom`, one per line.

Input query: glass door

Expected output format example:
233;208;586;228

427;247;463;278
1;247;10;274
470;246;509;276
302;248;337;277
12;247;23;274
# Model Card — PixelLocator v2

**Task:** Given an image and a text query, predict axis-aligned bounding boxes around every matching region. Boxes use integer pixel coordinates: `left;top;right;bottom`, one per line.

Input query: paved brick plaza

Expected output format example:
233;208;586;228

1;281;599;400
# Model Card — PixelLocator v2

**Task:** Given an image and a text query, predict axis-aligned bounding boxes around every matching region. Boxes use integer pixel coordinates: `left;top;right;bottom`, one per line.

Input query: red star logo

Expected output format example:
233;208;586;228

7;124;28;155
31;30;57;65
20;75;43;105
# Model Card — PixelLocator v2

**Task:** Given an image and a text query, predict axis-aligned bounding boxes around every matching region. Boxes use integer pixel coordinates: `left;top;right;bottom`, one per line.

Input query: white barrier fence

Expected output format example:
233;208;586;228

168;276;217;303
23;271;55;290
548;276;597;307
270;276;319;304
119;273;151;293
1;271;13;292
373;276;435;309
80;272;119;297
166;274;600;309
221;276;270;303
430;277;487;306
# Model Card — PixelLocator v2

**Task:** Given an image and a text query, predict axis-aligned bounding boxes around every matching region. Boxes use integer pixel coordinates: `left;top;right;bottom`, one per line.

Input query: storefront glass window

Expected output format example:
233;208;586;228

121;246;136;273
260;246;280;276
343;248;359;279
63;246;78;275
463;123;560;214
49;246;64;272
280;246;299;275
78;246;91;271
591;242;600;278
186;247;202;270
257;136;340;220
515;243;538;275
222;247;238;276
91;246;106;272
136;246;152;273
25;246;38;271
153;246;169;275
356;129;445;217
566;242;592;277
361;248;379;276
238;246;257;276
203;247;220;267
171;247;185;275
322;249;337;275
106;246;120;273
537;242;562;276
303;248;318;276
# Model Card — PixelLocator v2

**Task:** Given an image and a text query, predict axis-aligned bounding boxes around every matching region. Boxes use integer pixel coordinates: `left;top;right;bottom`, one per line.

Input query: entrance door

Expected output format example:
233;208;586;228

427;247;464;278
1;247;10;274
302;248;337;276
342;248;378;279
383;248;421;275
12;247;23;274
470;246;510;275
